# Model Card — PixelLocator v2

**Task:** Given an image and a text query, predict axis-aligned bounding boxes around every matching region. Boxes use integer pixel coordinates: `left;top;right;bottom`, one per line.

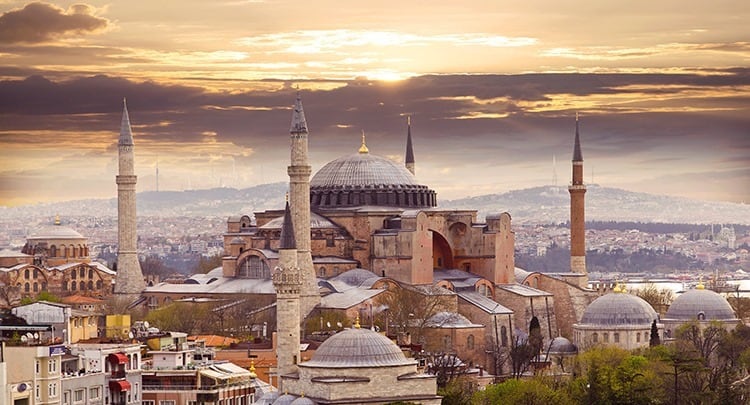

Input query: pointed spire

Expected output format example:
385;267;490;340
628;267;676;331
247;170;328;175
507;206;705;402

358;130;369;154
405;115;415;164
279;199;296;250
119;98;134;146
290;90;308;134
573;112;583;162
54;214;60;226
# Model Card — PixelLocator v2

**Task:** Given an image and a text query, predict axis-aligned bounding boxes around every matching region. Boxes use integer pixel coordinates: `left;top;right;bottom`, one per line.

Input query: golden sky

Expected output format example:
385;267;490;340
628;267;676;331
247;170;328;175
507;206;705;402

0;1;748;206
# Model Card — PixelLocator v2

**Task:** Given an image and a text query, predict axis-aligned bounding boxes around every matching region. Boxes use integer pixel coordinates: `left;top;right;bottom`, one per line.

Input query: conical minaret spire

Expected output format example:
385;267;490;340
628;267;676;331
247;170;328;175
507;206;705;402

287;91;319;320
115;99;146;298
568;113;587;283
405;115;415;175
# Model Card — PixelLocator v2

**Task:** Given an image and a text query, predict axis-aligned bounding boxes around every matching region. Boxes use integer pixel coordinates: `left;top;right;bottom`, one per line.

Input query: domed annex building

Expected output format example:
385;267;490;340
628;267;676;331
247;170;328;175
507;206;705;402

276;322;441;405
662;283;740;339
0;217;115;306
573;285;663;350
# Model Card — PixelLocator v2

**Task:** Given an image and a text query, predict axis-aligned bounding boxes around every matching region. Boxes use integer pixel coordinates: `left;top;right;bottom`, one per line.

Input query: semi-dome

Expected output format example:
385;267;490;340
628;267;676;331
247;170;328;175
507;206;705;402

665;287;737;321
580;292;657;327
310;148;436;209
303;326;415;368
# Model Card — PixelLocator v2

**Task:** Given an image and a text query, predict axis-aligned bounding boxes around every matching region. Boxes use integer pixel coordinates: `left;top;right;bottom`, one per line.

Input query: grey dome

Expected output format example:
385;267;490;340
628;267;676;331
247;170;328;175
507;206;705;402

303;327;415;368
272;394;297;405
28;225;85;240
580;293;657;326
665;288;737;321
290;397;316;405
310;152;436;209
548;337;577;354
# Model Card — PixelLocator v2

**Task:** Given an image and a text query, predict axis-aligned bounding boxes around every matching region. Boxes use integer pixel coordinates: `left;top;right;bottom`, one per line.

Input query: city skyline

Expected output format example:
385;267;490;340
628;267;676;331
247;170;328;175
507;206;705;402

0;1;748;206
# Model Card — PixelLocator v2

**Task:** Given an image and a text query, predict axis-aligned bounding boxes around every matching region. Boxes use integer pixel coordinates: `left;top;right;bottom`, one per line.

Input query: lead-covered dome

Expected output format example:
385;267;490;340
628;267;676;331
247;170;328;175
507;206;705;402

310;150;436;209
665;287;737;321
303;327;415;368
580;292;657;326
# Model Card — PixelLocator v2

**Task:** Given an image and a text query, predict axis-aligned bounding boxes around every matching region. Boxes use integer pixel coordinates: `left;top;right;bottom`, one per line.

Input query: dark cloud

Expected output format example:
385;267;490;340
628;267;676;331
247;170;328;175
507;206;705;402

0;2;109;44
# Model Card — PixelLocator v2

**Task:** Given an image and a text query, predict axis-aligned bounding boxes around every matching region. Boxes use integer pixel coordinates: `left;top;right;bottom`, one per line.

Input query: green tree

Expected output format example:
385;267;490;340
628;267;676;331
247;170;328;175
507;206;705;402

145;301;212;334
635;283;674;315
375;283;451;344
649;320;661;347
472;377;573;405
193;254;223;274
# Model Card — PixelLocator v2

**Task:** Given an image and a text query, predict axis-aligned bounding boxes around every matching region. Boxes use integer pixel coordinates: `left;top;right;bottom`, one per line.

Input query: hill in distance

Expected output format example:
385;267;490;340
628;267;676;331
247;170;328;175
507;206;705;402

2;183;748;225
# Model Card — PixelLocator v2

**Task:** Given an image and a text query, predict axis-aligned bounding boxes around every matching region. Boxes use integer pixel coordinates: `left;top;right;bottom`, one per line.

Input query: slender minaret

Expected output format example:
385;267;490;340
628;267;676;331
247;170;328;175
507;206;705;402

288;92;319;319
405;115;415;175
115;99;146;297
272;200;301;385
568;113;587;276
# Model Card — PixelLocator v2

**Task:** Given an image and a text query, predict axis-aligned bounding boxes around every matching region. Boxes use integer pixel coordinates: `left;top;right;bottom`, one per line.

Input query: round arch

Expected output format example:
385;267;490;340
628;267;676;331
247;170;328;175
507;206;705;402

430;230;454;270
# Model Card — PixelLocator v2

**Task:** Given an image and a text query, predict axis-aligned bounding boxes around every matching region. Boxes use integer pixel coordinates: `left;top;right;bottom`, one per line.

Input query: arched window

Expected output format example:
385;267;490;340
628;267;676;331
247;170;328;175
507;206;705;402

614;333;620;343
592;333;599;343
636;333;641;343
89;269;93;279
79;281;85;291
96;280;103;289
33;283;38;292
501;325;508;347
50;245;57;257
25;283;30;292
63;282;68;291
318;267;326;277
24;269;30;279
697;312;705;321
603;333;609;343
71;282;76;291
33;268;38;278
79;268;85;278
467;334;475;350
88;281;94;290
71;270;76;279
238;256;270;279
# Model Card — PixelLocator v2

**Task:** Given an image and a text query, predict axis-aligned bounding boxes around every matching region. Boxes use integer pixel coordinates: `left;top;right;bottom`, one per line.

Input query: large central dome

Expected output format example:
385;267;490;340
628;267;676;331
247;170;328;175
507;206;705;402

310;149;437;209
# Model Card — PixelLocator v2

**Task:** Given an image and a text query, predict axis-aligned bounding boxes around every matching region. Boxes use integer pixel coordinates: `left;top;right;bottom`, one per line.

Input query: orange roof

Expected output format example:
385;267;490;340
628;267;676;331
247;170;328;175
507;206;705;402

62;295;105;304
188;335;239;347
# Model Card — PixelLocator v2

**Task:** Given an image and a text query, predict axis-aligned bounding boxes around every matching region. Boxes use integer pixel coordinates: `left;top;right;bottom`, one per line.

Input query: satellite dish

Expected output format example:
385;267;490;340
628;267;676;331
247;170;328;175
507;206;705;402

33;333;39;340
336;322;343;328
326;322;331;328
20;335;28;343
144;321;150;329
128;331;134;339
26;332;34;340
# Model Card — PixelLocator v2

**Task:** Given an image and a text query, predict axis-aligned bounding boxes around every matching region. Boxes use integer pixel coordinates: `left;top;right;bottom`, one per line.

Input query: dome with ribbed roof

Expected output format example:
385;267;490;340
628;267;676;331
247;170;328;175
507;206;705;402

310;150;436;209
303;327;415;368
665;287;737;321
548;336;577;354
580;292;657;326
28;225;85;240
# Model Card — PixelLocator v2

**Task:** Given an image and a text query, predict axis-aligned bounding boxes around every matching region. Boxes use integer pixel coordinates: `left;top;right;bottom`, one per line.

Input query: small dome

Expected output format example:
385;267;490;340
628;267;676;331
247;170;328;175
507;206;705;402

290;397;316;405
304;327;414;368
580;293;657;326
28;225;85;240
272;394;297;405
665;288;737;321
548;337;577;354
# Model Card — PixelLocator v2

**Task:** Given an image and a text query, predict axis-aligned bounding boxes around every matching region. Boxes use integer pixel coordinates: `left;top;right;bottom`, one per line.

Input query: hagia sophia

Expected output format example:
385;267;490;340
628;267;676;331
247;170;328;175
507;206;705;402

1;93;741;403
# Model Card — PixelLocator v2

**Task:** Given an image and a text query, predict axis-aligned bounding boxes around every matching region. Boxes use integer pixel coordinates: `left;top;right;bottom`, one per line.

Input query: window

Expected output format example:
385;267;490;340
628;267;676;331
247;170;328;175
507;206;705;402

79;281;85;291
89;387;100;399
48;382;57;397
71;270;76;279
25;283;30;292
36;384;40;399
79;268;85;278
501;325;508;347
89;268;94;279
49;357;57;373
636;333;641;343
34;268;39;278
160;401;176;405
74;389;84;402
592;333;599;343
143;402;155;405
134;383;139;400
603;333;609;343
25;269;30;279
614;333;620;343
36;360;40;374
63;391;70;405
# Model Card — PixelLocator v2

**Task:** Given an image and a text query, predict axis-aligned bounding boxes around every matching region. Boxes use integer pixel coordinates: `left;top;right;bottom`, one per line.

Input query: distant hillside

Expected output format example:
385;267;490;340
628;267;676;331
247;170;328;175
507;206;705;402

440;184;750;225
2;183;748;225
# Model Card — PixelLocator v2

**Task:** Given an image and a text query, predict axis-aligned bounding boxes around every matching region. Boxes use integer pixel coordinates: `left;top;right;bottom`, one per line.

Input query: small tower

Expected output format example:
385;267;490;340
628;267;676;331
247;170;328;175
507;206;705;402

288;92;320;319
568;113;587;278
115;99;146;297
405;116;415;175
272;200;302;386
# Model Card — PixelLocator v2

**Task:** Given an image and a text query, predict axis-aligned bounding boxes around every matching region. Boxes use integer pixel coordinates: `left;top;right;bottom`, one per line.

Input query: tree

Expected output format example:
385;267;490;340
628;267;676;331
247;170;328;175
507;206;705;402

193;254;223;274
375;283;451;344
472;377;573;405
649;320;661;347
528;316;543;363
635;283;674;315
145;301;212;334
0;272;21;308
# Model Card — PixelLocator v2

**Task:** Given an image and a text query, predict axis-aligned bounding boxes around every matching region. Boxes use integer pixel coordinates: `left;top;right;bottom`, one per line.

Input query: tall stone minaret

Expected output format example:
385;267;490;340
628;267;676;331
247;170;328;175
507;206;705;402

288;92;319;319
568;113;587;277
115;99;146;297
272;200;301;385
405;115;415;175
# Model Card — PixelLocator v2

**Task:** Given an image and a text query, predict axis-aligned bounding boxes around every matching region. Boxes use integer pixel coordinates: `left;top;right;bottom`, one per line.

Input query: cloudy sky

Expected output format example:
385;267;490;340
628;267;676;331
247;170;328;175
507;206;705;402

0;1;748;207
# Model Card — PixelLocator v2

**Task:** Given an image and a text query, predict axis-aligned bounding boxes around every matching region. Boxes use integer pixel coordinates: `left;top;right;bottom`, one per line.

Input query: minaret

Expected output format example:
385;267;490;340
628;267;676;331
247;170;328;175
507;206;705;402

272;200;301;385
405;116;415;175
288;92;319;319
568;113;587;277
115;99;146;297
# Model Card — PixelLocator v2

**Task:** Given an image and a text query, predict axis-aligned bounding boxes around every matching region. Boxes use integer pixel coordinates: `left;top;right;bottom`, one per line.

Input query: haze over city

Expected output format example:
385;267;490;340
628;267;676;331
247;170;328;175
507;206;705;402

0;1;748;207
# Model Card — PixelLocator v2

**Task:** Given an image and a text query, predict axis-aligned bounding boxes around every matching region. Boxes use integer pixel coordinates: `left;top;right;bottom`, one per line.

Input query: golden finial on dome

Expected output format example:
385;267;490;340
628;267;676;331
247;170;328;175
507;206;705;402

358;130;369;154
697;275;705;290
354;315;361;329
249;361;257;378
612;281;623;293
54;214;60;225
